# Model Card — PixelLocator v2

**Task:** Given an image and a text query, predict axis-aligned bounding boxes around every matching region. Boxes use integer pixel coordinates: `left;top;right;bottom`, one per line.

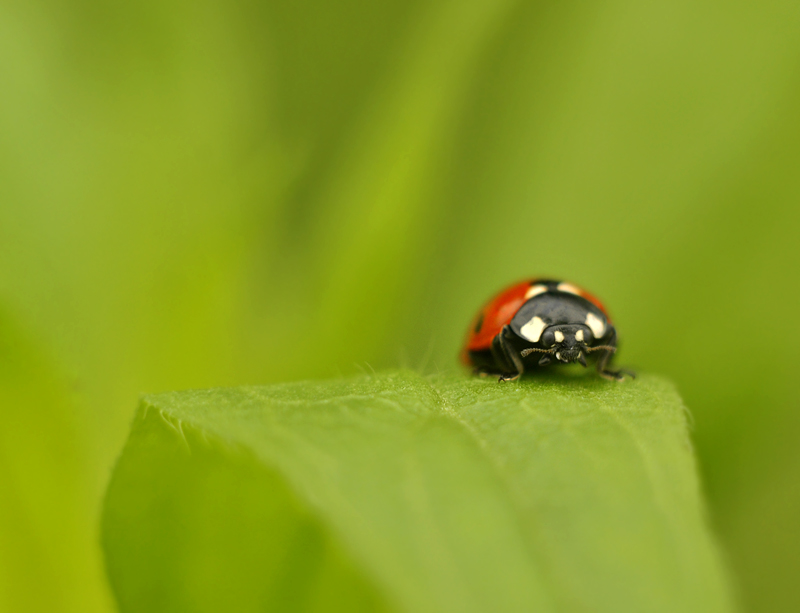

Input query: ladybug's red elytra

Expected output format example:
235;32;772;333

462;279;633;382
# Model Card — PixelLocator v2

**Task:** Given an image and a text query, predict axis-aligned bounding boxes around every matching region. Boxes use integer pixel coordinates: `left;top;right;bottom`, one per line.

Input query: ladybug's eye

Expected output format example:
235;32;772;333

540;328;556;347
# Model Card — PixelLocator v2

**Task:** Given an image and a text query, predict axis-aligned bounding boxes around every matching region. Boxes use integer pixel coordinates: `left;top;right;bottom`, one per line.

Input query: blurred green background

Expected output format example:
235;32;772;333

1;0;799;611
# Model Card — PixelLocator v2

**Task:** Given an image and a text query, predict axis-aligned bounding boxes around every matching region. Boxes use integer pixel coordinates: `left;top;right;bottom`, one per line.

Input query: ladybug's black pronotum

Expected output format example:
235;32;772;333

462;279;633;382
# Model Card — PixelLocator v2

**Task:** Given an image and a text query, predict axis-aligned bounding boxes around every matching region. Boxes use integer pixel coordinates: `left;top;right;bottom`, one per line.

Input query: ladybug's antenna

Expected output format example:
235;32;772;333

520;347;556;358
585;345;616;353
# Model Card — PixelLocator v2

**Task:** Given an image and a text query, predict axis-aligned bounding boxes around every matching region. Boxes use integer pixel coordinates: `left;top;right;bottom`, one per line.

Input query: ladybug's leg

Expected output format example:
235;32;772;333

596;328;635;381
492;326;525;382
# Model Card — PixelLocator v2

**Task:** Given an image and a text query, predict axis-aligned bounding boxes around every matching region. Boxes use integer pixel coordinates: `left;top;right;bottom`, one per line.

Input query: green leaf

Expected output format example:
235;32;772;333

102;371;734;613
0;310;111;612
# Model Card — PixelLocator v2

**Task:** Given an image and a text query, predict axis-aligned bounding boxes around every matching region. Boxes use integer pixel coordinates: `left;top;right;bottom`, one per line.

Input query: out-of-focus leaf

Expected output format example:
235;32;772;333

0;310;111;612
103;371;733;613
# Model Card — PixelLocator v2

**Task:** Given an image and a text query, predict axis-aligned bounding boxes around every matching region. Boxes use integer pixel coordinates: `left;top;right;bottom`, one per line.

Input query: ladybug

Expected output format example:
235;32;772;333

462;279;632;382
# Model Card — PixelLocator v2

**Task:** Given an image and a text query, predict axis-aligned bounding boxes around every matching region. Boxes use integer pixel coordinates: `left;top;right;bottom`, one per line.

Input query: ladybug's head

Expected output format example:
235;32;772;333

540;324;591;365
522;324;614;367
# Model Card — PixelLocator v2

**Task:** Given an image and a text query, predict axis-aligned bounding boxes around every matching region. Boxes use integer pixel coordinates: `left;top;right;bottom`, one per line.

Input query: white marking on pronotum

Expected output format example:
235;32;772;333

557;282;581;295
575;329;585;342
520;316;547;342
554;330;565;343
585;312;605;338
524;284;548;300
556;352;562;361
